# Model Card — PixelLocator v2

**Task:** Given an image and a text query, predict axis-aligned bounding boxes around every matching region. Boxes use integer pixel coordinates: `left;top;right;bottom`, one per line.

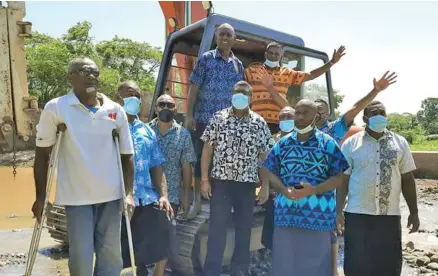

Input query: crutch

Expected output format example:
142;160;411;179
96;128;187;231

112;129;137;276
25;123;66;276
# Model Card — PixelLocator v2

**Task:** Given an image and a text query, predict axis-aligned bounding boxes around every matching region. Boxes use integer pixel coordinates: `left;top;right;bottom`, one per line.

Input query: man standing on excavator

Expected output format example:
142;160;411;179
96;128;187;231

245;42;346;134
185;23;245;210
32;57;135;276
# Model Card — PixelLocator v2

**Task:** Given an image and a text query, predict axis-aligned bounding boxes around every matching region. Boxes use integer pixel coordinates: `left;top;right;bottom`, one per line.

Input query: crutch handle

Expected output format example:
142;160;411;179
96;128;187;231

57;123;67;133
112;129;119;140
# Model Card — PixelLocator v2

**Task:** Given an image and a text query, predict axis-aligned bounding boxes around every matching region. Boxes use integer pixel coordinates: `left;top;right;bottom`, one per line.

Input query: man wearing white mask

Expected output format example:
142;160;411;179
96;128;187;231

200;81;273;276
116;81;174;276
261;106;295;251
245;42;346;134
262;99;350;276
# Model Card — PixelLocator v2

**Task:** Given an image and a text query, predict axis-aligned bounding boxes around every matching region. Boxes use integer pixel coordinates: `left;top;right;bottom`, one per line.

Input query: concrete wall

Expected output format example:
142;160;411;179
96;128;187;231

412;151;438;179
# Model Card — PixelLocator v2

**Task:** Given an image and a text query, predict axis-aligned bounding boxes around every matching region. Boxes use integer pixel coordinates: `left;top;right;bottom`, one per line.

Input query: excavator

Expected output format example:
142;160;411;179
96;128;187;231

2;1;362;274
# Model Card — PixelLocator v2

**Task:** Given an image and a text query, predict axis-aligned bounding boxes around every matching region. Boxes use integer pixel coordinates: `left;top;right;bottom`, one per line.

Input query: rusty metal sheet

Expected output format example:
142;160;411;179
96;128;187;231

0;7;13;128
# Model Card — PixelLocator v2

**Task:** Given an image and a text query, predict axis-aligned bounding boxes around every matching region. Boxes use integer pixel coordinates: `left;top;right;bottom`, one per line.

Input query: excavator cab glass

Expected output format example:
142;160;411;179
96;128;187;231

149;14;336;125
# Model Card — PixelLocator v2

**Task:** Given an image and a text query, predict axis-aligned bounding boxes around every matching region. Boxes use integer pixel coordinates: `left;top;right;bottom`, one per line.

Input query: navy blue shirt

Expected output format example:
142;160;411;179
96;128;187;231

189;48;244;124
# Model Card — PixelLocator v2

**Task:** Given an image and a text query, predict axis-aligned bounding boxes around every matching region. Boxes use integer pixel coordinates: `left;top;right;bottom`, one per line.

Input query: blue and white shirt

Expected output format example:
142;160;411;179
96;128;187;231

263;129;350;231
189;48;244;124
129;118;165;206
317;114;351;145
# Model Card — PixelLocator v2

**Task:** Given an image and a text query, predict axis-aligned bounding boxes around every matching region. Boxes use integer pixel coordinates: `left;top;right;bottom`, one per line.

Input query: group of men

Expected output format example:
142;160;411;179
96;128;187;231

31;21;420;276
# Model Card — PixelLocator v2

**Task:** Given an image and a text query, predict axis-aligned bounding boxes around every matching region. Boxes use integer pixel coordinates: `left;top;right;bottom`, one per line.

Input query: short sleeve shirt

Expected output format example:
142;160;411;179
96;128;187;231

35;91;134;206
245;63;306;124
129;118;166;206
317;114;351;145
201;108;274;183
189;49;244;124
341;130;416;216
263;129;350;231
149;119;197;205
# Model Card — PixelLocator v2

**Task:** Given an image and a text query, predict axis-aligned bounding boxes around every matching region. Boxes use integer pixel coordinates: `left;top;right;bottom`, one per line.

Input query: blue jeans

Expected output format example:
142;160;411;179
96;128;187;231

65;199;122;276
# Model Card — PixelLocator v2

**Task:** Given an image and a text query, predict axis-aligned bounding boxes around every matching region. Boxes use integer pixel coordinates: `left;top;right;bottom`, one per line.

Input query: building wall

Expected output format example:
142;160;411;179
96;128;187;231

412;152;438;179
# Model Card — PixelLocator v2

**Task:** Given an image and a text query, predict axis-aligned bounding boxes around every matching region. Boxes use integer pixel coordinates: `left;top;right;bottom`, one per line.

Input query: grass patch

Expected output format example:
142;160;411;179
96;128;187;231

410;140;438;151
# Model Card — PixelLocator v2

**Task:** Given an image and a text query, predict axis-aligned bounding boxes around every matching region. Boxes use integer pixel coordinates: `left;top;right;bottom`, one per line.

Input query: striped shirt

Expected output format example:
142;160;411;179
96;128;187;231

245;63;306;124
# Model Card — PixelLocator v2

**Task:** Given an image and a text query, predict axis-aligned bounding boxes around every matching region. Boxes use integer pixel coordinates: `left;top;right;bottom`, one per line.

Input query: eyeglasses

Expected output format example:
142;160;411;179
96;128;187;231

76;67;100;77
157;102;175;108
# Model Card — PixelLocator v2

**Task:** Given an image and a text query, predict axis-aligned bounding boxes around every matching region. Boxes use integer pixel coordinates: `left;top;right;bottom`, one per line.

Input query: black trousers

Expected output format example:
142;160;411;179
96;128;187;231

344;212;402;276
261;195;275;250
203;179;256;276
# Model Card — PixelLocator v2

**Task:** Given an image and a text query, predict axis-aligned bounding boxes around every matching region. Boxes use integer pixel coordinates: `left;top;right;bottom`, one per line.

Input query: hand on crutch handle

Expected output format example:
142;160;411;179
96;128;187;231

26;123;66;276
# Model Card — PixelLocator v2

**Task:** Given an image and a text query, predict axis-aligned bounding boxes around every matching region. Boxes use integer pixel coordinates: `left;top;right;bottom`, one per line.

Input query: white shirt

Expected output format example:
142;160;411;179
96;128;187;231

35;91;134;206
341;130;416;216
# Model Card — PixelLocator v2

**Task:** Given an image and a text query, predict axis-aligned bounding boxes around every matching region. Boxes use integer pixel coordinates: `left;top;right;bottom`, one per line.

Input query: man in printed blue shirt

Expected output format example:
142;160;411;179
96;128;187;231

262;99;350;276
185;23;244;206
116;81;174;276
313;71;398;274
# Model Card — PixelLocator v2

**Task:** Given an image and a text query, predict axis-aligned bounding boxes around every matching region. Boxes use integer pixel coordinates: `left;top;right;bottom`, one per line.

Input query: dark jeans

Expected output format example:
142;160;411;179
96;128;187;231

204;179;256;276
191;122;207;178
344;212;402;276
261;195;275;250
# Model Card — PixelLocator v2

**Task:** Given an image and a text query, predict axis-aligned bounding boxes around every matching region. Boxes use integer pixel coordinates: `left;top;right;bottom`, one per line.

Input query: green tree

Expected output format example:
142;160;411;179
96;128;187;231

417;98;438;135
25;21;162;103
301;83;345;116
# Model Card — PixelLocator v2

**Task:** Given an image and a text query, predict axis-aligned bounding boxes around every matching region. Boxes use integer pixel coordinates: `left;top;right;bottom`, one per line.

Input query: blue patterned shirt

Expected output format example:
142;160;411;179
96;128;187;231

149;119;197;205
129;118;166;206
189;48;244;124
262;129;350;231
317;114;351;145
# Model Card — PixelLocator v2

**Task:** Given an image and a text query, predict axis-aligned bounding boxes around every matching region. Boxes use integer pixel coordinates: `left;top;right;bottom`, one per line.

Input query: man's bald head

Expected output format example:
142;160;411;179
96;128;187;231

294;99;319;130
279;106;295;121
157;94;175;105
67;57;97;73
118;81;140;94
215;23;236;51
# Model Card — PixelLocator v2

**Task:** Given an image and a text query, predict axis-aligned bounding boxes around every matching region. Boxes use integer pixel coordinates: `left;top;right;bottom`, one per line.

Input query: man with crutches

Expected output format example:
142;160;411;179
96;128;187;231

30;57;135;276
116;81;174;276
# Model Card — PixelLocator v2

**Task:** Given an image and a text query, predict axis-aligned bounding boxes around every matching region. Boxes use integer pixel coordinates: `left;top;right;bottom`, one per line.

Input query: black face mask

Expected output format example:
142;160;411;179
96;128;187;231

158;109;174;123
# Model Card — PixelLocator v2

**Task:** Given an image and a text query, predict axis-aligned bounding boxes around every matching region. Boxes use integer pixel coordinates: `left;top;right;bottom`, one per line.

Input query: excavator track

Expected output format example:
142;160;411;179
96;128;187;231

45;202;266;275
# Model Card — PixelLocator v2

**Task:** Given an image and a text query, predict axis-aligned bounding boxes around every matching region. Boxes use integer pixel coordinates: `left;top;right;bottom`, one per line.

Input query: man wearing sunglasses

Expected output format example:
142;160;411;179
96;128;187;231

33;57;135;276
116;81;174;276
200;81;273;276
148;94;197;276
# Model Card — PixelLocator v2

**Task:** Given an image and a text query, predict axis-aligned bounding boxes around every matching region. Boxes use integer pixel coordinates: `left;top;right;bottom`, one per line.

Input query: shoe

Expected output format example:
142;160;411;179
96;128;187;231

136;265;150;276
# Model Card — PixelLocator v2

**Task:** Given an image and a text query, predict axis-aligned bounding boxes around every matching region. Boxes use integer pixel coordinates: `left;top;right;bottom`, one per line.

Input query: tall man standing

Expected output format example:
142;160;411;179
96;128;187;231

116;81;174;276
262;99;350;276
32;57;135;276
245;42;346;133
185;23;244;209
200;81;273;276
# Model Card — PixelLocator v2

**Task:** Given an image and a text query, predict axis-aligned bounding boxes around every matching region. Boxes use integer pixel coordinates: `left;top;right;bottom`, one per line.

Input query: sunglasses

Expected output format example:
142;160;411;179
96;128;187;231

157;102;175;108
76;67;100;77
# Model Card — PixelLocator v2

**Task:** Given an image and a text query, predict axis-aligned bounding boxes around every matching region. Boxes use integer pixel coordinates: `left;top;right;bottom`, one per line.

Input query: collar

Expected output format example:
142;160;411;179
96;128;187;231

287;128;317;142
129;115;141;126
66;89;106;107
149;118;179;135
227;107;253;119
213;48;236;62
363;128;391;141
317;120;329;130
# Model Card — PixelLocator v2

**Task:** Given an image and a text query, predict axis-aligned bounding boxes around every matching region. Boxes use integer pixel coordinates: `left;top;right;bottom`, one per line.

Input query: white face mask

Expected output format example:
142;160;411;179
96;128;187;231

294;115;317;134
264;59;280;68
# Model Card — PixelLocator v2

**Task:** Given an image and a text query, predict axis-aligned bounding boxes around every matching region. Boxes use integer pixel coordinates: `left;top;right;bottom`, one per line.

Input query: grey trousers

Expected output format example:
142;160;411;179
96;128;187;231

203;179;256;276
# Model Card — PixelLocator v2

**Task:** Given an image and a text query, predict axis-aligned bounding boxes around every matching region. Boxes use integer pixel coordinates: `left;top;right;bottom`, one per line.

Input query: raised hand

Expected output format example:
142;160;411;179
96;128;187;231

331;45;346;64
373;71;398;93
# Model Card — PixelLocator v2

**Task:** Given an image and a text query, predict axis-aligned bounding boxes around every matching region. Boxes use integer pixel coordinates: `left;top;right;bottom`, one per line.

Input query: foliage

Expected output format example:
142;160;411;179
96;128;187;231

417;98;438;135
302;83;344;114
25;21;162;104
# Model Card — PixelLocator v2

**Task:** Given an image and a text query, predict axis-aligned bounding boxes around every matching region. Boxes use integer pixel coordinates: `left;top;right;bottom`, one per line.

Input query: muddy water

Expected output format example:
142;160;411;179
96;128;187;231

0;168;57;230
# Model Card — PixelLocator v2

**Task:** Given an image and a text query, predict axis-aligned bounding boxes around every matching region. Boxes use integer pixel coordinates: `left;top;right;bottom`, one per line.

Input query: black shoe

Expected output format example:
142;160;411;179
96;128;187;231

136;265;150;276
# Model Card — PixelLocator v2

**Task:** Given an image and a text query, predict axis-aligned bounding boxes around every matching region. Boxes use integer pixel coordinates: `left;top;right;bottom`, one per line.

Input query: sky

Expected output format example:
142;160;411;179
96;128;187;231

22;1;438;118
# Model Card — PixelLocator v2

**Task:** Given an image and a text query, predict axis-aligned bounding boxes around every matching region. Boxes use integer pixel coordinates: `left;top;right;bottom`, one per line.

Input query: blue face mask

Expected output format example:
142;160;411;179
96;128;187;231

279;120;295;133
264;59;280;68
232;93;249;110
122;96;141;115
368;115;388;133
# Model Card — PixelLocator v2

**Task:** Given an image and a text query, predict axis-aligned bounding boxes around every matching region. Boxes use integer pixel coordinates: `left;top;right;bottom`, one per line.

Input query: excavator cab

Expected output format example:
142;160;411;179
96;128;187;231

149;13;336;124
147;13;337;273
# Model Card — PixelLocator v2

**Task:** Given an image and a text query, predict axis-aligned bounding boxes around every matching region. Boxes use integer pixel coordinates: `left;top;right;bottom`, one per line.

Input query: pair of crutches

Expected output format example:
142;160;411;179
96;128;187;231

24;126;137;276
